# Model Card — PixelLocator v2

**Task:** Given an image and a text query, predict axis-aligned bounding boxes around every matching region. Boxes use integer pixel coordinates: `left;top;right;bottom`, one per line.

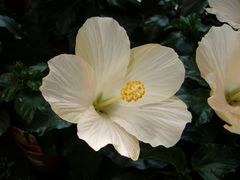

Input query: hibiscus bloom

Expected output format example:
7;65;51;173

40;17;191;160
196;24;240;134
207;0;240;29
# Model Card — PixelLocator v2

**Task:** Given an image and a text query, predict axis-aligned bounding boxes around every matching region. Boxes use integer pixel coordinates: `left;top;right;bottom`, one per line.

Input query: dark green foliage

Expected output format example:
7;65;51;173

0;109;10;137
0;62;48;102
180;55;207;86
143;146;188;175
14;92;70;135
179;88;214;126
191;144;240;180
0;0;240;179
0;61;70;136
0;15;23;39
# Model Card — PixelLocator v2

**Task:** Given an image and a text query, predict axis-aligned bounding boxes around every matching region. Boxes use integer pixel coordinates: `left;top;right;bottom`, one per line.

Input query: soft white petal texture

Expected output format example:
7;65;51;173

77;106;140;160
205;74;240;134
107;97;191;147
196;25;240;134
125;44;185;104
207;0;240;29
40;54;96;123
75;17;130;98
196;24;240;92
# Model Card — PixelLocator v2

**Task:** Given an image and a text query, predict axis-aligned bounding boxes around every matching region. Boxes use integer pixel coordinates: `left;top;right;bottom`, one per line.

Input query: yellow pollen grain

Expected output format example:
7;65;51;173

121;80;145;102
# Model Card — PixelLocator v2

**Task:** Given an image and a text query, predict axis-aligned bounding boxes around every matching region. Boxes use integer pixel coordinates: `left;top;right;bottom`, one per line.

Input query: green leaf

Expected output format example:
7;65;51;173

180;0;207;15
14;91;70;135
30;107;71;136
180;55;207;86
191;144;240;180
178;88;214;125
0;73;19;102
145;14;169;27
99;143;168;171
166;14;201;32
162;31;194;54
0;109;10;136
28;62;48;73
182;123;219;145
127;143;168;170
143;146;188;174
0;73;14;87
143;14;170;40
26;63;48;91
165;14;207;44
26;80;41;91
0;62;48;100
14;92;45;123
0;86;19;102
0;15;23;39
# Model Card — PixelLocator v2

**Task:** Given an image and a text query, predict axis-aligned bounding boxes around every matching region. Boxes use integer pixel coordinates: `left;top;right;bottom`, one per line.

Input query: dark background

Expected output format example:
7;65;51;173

1;0;240;180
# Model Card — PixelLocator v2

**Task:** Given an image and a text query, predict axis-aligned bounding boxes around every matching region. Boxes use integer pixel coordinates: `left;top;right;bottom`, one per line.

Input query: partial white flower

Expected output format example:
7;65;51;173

196;24;240;134
40;17;191;160
206;0;240;29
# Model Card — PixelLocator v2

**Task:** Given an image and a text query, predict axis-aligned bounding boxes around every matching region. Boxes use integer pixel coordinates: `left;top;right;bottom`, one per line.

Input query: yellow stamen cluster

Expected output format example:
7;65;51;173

121;80;145;102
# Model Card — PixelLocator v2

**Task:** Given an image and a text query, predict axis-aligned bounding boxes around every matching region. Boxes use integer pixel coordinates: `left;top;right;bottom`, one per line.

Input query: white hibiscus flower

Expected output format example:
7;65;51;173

207;0;240;29
196;24;240;134
40;17;191;160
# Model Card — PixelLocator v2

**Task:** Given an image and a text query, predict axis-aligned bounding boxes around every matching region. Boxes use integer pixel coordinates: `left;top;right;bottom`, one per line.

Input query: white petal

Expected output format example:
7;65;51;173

77;106;140;160
196;24;240;92
207;0;240;29
223;114;240;134
197;25;240;134
75;17;130;98
125;44;185;104
40;54;96;123
107;97;191;147
206;73;240;134
225;44;240;92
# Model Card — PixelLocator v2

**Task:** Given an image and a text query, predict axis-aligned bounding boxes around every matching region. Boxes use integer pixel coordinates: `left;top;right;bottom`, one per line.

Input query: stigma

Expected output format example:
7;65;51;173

121;80;145;102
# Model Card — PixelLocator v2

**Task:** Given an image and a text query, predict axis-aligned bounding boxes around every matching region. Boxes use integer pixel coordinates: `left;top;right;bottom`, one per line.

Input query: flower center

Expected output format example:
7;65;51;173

94;80;145;110
227;91;240;106
121;80;145;102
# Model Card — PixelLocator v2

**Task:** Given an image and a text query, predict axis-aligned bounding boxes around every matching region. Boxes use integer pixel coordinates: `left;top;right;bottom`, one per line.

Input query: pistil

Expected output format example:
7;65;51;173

94;80;145;110
228;91;240;106
94;96;121;110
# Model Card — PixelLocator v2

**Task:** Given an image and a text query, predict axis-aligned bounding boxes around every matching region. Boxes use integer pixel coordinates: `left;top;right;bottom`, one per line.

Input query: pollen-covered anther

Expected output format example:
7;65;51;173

121;80;145;102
